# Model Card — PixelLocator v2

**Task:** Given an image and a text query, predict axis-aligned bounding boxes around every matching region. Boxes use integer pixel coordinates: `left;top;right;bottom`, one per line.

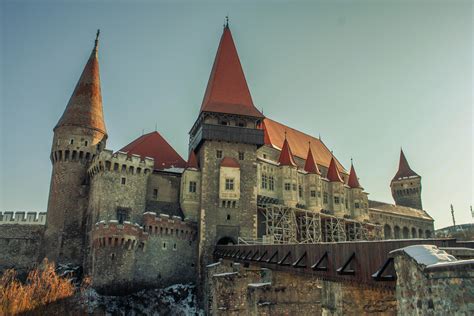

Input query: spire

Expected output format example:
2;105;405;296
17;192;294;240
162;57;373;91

200;23;263;118
392;149;419;181
348;161;362;189
187;150;199;169
326;156;343;183
304;144;321;174
55;30;106;135
278;138;297;167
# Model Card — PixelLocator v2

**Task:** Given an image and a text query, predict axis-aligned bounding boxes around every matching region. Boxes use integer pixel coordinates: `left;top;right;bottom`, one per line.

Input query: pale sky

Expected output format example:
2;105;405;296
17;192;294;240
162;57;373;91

1;0;472;229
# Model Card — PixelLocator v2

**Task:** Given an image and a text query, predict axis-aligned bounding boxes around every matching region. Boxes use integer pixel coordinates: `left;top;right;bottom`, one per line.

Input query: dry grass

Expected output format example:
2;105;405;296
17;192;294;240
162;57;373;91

0;259;75;315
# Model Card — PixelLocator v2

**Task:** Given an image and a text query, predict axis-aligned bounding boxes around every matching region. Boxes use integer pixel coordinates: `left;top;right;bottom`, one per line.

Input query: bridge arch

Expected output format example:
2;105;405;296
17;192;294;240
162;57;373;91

402;227;410;239
384;224;392;239
394;226;401;239
217;236;236;245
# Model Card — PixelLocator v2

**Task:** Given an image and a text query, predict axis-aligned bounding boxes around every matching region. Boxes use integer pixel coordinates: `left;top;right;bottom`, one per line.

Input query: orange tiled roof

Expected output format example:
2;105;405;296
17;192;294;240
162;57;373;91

55;39;106;135
348;163;362;189
327;157;344;183
120;132;186;171
220;157;240;168
262;118;347;174
200;26;263;118
392;149;419;181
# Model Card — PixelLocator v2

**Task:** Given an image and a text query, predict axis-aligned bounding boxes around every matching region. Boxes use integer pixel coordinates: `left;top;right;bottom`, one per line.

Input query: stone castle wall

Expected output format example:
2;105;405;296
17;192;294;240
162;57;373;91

369;210;434;239
90;213;197;295
393;245;474;315
205;259;397;315
0;222;45;274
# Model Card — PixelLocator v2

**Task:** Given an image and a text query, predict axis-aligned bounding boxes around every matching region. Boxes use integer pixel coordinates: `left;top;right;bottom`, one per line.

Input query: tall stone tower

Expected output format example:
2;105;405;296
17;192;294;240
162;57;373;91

390;149;422;210
43;32;107;265
188;23;264;270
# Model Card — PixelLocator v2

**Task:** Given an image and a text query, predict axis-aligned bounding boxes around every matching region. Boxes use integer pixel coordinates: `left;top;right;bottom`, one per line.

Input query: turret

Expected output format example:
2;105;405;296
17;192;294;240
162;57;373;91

180;151;201;221
390;149;422;209
279;137;298;207
347;161;369;220
326;156;344;216
44;31;107;265
188;21;264;273
303;145;322;210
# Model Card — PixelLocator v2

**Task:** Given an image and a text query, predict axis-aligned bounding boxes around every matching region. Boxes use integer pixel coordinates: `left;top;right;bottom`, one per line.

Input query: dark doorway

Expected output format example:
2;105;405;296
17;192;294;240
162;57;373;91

217;237;236;245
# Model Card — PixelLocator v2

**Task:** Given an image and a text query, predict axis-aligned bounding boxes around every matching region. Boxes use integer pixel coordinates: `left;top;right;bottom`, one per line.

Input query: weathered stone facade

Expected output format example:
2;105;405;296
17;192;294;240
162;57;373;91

205;259;398;315
392;245;474;315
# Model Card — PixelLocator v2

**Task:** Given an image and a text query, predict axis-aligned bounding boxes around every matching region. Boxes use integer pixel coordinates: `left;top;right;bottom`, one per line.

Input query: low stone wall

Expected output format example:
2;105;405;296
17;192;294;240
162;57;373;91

0;224;44;274
205;259;397;315
392;245;474;315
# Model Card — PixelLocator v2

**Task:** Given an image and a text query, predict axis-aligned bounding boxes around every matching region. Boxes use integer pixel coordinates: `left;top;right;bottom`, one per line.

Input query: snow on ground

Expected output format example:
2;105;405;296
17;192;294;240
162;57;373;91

79;283;204;315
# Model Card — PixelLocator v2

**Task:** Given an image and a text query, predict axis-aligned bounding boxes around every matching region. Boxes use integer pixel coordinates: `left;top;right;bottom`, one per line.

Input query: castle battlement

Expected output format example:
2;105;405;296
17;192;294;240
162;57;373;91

92;220;149;250
142;212;197;241
0;211;46;225
88;149;155;178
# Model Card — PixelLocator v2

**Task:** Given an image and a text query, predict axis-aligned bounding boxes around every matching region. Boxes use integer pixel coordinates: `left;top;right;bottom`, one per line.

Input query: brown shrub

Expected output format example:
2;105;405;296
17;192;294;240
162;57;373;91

0;259;75;315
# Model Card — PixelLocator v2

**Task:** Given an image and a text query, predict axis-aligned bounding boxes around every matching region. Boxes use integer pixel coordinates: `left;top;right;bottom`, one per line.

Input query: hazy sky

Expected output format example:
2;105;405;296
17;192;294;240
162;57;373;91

1;0;472;228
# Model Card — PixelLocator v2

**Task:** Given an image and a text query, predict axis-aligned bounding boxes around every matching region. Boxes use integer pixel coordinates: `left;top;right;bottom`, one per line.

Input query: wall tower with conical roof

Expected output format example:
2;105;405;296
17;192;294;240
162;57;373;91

390;149;422;210
188;22;265;273
44;31;108;265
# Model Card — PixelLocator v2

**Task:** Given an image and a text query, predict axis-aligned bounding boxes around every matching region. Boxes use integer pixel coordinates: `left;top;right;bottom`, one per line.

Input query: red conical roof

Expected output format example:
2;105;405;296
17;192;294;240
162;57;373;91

200;26;263;118
392;149;419;181
120;132;186;171
278;138;297;167
55;35;106;135
187;150;199;169
327;156;344;183
348;163;362;189
304;146;321;175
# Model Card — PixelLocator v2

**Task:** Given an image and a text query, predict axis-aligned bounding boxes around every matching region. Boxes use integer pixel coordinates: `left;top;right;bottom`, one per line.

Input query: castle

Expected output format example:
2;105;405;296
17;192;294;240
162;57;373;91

0;24;434;294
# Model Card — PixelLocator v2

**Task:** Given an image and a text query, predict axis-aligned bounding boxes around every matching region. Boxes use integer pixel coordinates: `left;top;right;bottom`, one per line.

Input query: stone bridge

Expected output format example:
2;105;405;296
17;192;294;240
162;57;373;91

205;239;474;315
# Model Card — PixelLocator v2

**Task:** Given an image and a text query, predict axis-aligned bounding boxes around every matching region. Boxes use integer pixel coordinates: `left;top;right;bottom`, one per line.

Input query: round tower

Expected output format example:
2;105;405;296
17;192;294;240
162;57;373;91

43;31;107;265
390;149;422;210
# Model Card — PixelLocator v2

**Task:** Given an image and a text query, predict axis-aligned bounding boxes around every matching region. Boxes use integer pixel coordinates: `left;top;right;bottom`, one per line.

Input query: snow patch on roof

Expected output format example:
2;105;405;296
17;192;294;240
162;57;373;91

390;244;456;266
213;272;238;277
248;282;271;288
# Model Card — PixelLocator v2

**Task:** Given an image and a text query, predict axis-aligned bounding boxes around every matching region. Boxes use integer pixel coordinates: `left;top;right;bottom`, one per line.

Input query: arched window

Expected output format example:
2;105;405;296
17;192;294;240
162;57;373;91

402;227;409;239
394;226;401;239
384;224;392;239
411;228;417;238
418;229;424;238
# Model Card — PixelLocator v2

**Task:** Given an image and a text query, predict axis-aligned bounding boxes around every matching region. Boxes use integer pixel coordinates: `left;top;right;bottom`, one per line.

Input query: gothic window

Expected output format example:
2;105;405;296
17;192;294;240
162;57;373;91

261;174;268;189
323;192;328;204
355;202;360;208
173;243;177;251
162;242;167;250
70;139;74;145
269;176;275;191
285;183;291;191
216;150;223;159
263;154;267;159
189;181;197;193
225;178;234;191
227;214;231;220
298;185;303;198
334;196;340;204
232;201;236;208
310;190;316;198
84;141;88;146
121;177;126;185
153;188;158;199
239;152;245;160
116;208;129;224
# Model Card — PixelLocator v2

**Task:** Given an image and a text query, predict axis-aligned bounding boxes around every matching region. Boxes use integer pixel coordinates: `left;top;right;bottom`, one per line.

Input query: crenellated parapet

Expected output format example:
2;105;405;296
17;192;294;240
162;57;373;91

91;220;149;250
88;149;154;178
142;212;197;241
0;211;46;225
